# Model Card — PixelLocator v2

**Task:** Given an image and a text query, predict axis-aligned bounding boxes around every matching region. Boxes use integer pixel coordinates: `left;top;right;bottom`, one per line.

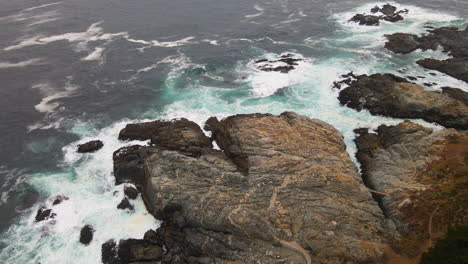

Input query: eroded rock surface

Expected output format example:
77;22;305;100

135;112;388;264
385;26;468;82
337;73;468;129
355;121;468;258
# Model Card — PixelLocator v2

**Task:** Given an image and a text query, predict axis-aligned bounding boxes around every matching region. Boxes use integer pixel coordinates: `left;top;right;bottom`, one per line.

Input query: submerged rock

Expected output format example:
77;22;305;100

337;73;468;129
124;186;138;200
254;54;303;73
385;26;468;82
355;121;468;258
117;197;134;211
349;4;408;26
77;140;103;153
52;195;69;206
134;112;387;263
79;225;94;245
35;207;56;222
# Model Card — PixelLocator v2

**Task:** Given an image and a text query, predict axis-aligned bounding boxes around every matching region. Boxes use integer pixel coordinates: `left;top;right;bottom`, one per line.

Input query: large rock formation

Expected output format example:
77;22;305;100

354;121;467;258
337;73;468;129
385;26;468;83
120;112;389;264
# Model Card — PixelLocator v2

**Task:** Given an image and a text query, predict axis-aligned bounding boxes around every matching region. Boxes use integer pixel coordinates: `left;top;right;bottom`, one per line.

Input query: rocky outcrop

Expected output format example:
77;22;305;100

349;4;408;26
442;87;468;106
337;73;468;129
77;140;103;153
355;121;467;258
254;53;303;73
117;197;134;211
79;225;94;245
102;235;163;264
124;186;138;200
118;119;212;155
35;207;55;222
129;112;389;264
385;26;468;82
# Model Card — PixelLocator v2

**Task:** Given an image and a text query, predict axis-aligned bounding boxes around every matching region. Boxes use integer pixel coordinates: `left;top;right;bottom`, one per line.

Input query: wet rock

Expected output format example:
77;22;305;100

117;197;134;211
254;54;303;73
79;225;94;245
143;230;159;245
417;58;468;83
355;121;468;258
119;119;212;155
385;33;421;54
113;145;157;186
385;26;468;83
349;14;380;26
52;195;69;206
139;112;388;263
406;76;418;81
102;239;119;264
118;239;163;263
77;140;103;153
35;207;56;222
349;4;407;26
124;186;138;200
337;73;468;129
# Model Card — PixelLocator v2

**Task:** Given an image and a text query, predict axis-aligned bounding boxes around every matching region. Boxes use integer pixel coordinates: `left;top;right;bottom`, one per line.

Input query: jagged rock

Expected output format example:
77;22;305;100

143;230;159;245
77;140;103;153
349;14;381;26
417;58;468;83
79;225;94;245
384;33;421;54
385;26;468;82
118;119;212;155
254;54;303;73
337;73;468;129
124;186;138;200
349;4;407;26
137;112;388;264
355;121;468;258
113;145;158;186
117;197;134;211
102;240;119;264
101;238;163;264
52;195;69;206
35;207;56;222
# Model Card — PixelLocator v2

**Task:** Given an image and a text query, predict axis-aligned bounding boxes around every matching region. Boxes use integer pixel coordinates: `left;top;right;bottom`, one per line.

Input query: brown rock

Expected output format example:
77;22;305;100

139;112;387;264
355;121;468;258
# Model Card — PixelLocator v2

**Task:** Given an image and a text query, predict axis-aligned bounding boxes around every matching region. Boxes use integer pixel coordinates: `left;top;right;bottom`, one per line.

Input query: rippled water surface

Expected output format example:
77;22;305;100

0;0;467;263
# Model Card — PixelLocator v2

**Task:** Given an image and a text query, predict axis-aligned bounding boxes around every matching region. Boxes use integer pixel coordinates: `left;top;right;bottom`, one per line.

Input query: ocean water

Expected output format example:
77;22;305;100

0;0;467;263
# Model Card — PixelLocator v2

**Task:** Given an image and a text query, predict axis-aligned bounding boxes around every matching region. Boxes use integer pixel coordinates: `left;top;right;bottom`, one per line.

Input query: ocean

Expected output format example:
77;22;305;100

0;0;467;263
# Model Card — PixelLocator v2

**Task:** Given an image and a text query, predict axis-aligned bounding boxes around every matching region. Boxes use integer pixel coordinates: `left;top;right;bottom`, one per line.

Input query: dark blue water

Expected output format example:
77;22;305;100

0;0;467;262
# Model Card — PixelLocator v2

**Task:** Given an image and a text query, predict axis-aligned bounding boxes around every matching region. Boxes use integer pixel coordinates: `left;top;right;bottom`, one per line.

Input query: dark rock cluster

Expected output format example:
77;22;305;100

254;53;303;73
337;73;468;129
349;4;408;26
385;26;468;83
77;140;103;153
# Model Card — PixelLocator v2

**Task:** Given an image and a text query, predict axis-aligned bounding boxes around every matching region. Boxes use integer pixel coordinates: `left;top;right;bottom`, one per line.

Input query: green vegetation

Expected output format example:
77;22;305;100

420;226;468;264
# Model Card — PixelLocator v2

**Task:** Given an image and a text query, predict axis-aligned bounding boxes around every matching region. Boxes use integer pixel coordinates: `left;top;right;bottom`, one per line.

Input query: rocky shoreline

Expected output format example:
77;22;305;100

49;5;467;263
84;106;466;264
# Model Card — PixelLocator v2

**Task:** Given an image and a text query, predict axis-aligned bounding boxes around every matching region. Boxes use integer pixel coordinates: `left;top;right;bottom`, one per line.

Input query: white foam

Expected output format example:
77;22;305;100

126;36;196;48
245;4;264;18
24;2;63;12
82;47;105;62
0;58;44;69
32;83;78;114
